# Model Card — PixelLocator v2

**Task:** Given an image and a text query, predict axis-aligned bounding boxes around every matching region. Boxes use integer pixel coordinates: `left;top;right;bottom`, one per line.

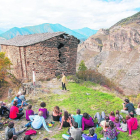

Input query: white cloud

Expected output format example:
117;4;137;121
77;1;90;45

0;0;139;30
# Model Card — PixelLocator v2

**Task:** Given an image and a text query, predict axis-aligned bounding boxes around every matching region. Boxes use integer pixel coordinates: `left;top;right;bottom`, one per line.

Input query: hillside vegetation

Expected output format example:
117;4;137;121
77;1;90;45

110;11;140;29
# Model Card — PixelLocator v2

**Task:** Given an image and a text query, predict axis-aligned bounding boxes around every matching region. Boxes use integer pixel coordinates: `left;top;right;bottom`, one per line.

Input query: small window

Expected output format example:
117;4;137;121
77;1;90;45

27;61;30;66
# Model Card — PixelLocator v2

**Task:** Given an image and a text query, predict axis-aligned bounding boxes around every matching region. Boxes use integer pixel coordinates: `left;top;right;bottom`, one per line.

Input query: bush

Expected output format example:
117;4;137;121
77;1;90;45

78;60;87;71
76;69;124;94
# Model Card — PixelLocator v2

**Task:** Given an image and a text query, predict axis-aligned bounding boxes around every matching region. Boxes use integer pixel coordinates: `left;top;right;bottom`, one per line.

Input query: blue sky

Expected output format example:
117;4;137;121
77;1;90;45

0;0;139;30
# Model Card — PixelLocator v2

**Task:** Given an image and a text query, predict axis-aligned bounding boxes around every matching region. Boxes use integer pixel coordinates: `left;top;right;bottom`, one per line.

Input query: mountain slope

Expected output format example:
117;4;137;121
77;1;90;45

74;27;98;38
0;23;88;41
0;30;4;34
110;11;140;29
77;11;140;95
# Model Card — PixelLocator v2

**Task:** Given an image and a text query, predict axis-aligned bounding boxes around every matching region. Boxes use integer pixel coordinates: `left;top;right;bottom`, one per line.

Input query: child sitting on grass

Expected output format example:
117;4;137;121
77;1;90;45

26;105;34;121
117;119;127;132
114;117;120;128
116;110;123;122
100;116;110;127
82;128;97;140
109;111;115;122
102;121;118;140
39;102;48;119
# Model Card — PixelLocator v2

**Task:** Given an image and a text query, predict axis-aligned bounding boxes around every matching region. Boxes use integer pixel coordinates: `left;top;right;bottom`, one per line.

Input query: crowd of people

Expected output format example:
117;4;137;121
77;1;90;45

0;87;139;140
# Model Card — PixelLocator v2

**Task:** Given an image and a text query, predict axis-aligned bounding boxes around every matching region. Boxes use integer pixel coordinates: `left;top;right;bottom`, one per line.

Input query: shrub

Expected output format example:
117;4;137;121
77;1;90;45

76;69;124;94
78;60;87;71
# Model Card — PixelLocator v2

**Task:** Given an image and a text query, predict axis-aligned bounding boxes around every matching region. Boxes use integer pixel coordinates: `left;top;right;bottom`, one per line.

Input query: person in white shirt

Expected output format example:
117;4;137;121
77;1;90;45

25;111;52;133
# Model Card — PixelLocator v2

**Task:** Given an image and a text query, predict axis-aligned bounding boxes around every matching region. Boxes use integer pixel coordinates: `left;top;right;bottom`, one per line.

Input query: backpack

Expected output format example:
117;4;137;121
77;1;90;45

25;129;37;135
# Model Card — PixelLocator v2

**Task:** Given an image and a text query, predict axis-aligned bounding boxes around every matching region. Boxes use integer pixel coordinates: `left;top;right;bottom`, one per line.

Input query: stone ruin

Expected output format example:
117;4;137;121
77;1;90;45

1;32;79;81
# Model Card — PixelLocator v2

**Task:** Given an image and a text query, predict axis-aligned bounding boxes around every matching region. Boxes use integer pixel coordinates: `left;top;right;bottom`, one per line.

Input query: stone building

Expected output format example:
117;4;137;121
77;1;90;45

1;32;79;81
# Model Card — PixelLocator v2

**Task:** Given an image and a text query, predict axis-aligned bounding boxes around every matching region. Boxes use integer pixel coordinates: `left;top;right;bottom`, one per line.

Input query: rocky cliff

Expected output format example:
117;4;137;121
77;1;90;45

77;11;140;95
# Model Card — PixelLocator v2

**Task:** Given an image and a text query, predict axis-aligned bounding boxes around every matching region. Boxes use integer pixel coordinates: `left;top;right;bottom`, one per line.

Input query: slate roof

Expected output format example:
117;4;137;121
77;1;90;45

0;32;66;47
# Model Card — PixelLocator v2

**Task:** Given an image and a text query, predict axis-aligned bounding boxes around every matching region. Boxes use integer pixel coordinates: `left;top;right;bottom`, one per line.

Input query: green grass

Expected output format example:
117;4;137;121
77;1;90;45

31;82;140;140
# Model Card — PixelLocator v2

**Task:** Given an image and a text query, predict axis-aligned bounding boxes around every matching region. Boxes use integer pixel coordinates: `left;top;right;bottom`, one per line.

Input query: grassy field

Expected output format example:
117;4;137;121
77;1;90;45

27;81;140;140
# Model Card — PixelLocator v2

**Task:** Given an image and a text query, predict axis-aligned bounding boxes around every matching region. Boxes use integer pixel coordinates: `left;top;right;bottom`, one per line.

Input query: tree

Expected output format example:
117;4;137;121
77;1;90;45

78;60;87;71
0;52;12;87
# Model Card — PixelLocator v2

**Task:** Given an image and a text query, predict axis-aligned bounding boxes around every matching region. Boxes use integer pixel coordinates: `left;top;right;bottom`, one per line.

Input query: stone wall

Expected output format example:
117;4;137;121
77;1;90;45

1;35;79;81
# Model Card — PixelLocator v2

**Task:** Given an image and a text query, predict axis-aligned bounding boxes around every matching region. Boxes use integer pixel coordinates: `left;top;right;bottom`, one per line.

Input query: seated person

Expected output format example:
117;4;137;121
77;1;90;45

127;113;138;136
109;111;115;122
126;115;130;123
82;113;94;131
59;111;72;130
72;109;82;128
26;105;34;121
0;101;10;117
39;102;48;119
62;122;82;140
100;116;110;127
5;122;26;140
11;94;27;107
114;117;120;128
19;91;28;103
9;101;24;119
24;135;33;140
7;131;13;140
94;111;105;124
25;111;52;132
117;119;127;132
115;110;123;122
82;128;97;140
68;137;74;140
135;104;140;115
103;121;118;140
52;106;62;121
121;99;135;114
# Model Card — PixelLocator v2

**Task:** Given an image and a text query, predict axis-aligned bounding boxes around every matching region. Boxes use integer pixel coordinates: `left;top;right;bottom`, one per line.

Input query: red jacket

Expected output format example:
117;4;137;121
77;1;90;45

127;118;138;135
9;106;19;119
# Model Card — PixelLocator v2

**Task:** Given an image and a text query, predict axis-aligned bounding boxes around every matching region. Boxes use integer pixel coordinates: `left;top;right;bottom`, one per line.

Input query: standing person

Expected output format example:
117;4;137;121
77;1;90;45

25;111;52;132
9;101;24;120
26;105;34;121
82;113;94;131
127;113;138;136
39;102;48;119
62;122;82;140
62;73;67;90
33;69;36;86
72;109;82;128
121;99;135;114
5;122;26;140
